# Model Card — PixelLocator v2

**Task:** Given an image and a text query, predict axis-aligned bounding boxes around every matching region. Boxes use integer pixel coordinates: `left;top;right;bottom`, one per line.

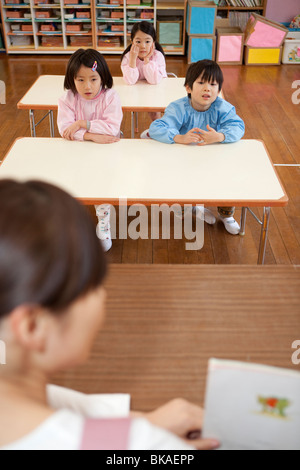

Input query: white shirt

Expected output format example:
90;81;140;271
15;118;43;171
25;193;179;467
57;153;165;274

0;385;195;450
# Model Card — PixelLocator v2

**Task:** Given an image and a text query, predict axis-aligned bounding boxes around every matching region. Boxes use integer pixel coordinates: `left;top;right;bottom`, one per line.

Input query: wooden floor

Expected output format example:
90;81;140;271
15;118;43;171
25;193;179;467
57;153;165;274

0;53;299;265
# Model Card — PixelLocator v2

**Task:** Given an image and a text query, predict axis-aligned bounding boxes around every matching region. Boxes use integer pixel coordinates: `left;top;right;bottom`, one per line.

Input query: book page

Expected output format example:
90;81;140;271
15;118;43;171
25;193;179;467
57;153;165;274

202;359;300;450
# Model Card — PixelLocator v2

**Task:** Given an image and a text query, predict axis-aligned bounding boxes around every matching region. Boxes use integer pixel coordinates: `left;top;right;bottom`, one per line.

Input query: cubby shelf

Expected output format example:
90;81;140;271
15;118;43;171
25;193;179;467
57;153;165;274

0;0;187;54
0;0;267;54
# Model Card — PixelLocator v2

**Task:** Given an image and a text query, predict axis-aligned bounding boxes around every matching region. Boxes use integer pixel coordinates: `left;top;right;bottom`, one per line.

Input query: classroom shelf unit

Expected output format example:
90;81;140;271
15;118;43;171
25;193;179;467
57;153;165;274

0;0;186;54
0;7;6;50
216;0;268;30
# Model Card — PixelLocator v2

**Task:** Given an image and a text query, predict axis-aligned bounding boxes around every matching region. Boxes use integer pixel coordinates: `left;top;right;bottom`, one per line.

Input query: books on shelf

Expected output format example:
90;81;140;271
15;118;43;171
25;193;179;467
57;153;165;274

218;0;263;6
229;11;253;31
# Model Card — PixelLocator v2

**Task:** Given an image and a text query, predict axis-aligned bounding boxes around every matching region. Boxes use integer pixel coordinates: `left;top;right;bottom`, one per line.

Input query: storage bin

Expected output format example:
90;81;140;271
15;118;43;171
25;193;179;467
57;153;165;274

41;24;56;31
244;46;282;65
41;36;63;47
111;25;124;31
66;24;82;31
69;36;92;46
157;20;182;45
188;35;216;63
141;12;154;19
244;13;288;48
36;11;51;18
186;1;217;36
282;32;300;64
111;12;124;19
216;27;244;65
10;35;32;46
76;12;91;18
6;11;24;18
21;24;33;31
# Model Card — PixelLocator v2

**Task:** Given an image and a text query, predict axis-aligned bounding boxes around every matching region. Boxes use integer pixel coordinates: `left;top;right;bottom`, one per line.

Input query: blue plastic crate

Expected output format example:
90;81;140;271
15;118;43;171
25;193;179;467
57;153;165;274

186;1;217;36
188;36;216;63
281;22;300;32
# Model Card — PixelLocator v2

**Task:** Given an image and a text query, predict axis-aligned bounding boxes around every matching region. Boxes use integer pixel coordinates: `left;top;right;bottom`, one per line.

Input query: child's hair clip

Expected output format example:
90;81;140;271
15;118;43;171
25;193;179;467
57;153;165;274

92;61;98;72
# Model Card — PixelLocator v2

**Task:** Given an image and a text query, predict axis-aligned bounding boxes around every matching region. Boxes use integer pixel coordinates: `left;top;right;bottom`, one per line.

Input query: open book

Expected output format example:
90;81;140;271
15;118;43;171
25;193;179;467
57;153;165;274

202;359;300;450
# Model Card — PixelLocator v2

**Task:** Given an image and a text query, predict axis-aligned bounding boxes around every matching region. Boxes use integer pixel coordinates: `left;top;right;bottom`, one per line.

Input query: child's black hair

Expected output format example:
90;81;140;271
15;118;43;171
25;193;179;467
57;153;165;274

121;21;165;61
184;60;224;98
64;48;113;94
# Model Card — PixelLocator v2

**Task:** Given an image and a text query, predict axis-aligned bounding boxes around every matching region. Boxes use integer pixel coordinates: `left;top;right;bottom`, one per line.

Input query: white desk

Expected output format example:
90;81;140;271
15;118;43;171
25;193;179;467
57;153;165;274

17;75;187;138
0;138;287;264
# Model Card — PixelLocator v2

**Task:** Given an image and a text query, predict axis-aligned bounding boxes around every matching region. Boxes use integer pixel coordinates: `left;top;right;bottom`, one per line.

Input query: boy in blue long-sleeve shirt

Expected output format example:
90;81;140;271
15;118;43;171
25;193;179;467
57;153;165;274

147;60;245;235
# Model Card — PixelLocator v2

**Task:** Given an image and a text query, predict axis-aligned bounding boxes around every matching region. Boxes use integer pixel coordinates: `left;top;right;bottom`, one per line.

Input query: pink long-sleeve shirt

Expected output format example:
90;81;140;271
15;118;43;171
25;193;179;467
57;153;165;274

121;50;167;85
57;87;123;141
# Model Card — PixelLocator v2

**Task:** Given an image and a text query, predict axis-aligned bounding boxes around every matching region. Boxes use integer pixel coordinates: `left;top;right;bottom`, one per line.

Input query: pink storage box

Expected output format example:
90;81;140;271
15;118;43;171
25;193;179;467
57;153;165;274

216;27;244;64
244;13;288;49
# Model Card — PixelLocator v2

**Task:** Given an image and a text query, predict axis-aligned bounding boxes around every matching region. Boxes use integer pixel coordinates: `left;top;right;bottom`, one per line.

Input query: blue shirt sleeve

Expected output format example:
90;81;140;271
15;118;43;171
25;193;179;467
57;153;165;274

149;100;185;144
217;102;245;143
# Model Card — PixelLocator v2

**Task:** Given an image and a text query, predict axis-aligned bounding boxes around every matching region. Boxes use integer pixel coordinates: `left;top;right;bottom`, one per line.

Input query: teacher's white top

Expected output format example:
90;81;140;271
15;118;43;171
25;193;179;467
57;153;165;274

17;75;187;112
0;138;287;207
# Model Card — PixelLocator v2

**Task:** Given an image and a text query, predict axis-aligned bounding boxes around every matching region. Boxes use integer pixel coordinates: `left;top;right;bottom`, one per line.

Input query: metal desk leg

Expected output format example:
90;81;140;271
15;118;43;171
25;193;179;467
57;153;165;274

49;110;54;137
135;112;139;133
257;207;271;265
239;207;247;236
131;112;135;139
29;109;36;137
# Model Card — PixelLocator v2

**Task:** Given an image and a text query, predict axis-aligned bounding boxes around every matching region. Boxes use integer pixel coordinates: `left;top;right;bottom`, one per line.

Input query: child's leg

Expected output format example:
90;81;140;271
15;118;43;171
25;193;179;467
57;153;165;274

217;206;240;235
141;112;162;138
95;204;112;252
174;206;216;225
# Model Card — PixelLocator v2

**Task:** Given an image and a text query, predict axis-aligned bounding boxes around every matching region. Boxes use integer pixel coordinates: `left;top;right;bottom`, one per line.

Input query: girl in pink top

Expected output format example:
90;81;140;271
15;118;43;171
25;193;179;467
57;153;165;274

58;49;123;252
121;22;167;86
121;22;167;121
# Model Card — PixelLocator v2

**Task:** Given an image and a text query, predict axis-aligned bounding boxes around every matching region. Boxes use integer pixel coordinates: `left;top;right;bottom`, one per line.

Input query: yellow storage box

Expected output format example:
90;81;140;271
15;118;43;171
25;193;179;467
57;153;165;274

245;46;282;65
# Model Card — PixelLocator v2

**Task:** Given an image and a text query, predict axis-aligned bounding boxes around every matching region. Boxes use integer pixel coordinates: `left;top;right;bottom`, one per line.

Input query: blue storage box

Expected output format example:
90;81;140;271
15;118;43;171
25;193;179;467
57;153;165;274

281;22;300;32
188;35;216;63
186;0;217;36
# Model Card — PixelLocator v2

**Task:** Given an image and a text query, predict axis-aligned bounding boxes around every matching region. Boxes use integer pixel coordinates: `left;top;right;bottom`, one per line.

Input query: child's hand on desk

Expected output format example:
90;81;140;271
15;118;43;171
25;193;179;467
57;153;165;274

197;125;225;145
132;398;220;450
174;128;203;145
84;133;120;144
63;121;83;141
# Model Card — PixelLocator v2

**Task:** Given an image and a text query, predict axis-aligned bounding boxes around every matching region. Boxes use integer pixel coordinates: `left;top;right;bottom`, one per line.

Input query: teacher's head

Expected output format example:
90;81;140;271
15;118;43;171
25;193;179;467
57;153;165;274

0;180;107;373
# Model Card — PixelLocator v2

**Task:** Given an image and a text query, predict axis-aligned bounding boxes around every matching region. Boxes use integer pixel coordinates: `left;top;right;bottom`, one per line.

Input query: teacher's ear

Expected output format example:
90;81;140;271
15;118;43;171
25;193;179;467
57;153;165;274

9;304;49;353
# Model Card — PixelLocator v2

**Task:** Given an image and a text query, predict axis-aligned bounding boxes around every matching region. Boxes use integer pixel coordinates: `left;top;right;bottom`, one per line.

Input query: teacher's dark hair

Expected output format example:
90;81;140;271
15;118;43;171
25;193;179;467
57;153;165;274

0;180;107;318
